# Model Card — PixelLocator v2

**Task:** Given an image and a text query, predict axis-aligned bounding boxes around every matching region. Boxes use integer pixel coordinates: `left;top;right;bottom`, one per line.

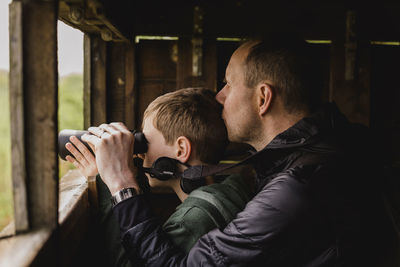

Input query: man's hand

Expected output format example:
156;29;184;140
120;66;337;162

65;136;98;178
82;122;139;195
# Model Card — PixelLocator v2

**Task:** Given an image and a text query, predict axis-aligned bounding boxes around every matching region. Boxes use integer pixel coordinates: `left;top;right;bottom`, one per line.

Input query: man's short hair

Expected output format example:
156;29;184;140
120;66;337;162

244;34;323;114
143;88;228;164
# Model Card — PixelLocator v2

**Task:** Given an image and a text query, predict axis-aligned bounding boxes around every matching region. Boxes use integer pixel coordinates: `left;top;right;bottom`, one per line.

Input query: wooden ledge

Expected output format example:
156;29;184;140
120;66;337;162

0;170;90;267
59;169;88;223
0;227;53;267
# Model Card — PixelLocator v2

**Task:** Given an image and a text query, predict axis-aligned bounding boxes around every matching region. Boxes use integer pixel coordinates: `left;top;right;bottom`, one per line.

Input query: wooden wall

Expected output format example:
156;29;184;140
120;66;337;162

370;45;400;165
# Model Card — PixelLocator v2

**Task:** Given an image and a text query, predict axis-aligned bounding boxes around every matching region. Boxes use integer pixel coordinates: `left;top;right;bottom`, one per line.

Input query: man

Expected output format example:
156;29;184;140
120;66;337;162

84;35;397;266
66;88;253;266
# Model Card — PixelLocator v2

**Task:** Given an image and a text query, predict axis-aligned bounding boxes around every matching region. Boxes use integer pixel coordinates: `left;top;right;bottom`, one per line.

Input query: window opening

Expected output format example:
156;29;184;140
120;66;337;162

57;21;84;179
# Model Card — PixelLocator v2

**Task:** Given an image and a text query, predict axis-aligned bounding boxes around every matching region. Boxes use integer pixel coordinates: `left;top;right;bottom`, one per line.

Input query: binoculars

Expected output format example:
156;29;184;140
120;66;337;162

58;129;148;160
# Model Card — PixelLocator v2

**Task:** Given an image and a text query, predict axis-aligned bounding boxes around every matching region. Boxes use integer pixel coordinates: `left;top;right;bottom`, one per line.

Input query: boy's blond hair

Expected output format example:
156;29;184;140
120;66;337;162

143;88;228;164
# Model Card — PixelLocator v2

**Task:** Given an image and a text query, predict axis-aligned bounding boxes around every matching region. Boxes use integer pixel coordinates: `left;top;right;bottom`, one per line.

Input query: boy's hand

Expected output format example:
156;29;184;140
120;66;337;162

65;136;98;177
82;122;139;195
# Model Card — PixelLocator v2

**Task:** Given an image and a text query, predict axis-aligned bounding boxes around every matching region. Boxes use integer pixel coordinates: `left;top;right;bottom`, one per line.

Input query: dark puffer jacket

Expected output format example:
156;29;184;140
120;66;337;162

113;103;398;267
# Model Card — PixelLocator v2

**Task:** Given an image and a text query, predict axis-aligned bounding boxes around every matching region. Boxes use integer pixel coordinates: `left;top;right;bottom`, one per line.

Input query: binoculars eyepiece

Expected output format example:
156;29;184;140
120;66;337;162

58;129;148;161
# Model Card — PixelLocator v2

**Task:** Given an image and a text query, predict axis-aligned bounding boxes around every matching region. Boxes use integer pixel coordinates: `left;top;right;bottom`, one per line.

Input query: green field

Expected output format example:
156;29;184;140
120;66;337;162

58;73;84;178
0;69;12;230
0;70;83;230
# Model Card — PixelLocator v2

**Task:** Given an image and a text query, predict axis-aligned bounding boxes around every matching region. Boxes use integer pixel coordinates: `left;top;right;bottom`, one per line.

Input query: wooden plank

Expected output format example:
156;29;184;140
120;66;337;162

130;1;400;41
177;36;192;89
370;45;400;164
90;35;107;126
203;37;217;91
216;40;240;90
87;175;98;211
135;40;177;127
23;0;59;228
107;43;126;123
329;11;371;126
9;0;29;233
177;37;217;91
58;170;87;223
58;170;90;267
83;34;91;130
0;228;53;267
124;44;136;130
83;35;106;216
138;40;177;80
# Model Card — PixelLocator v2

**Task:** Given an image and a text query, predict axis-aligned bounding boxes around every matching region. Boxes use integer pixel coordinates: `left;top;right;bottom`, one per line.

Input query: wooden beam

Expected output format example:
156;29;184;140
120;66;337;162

329;10;371;126
9;0;28;233
107;43;126;123
83;34;107;215
124;44;136;130
9;0;59;231
83;34;91;130
176;36;191;89
84;39;136;210
130;1;400;41
83;34;107;128
135;40;177;127
58;170;90;267
0;228;53;266
106;42;136;128
90;34;107;126
177;37;217;91
24;0;59;228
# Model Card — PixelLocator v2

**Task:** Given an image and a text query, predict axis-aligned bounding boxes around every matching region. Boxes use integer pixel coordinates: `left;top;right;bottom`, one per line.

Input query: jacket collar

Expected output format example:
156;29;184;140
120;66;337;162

246;102;349;177
259;102;349;151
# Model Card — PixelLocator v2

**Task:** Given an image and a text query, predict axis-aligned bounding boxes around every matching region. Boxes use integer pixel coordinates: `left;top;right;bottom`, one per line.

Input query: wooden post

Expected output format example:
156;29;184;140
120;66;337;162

9;0;59;231
329;10;371;126
107;43;126;123
9;0;28;233
177;37;217;91
83;34;91;130
83;34;106;210
107;42;136;129
83;34;107;129
125;44;136;130
84;38;136;208
177;6;217;91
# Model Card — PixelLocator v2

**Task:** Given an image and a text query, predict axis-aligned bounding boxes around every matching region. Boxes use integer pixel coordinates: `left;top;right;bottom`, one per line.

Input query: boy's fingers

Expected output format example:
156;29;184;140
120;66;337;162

110;122;130;133
66;155;83;170
65;143;86;164
70;136;95;160
99;124;119;135
65;155;75;163
81;134;100;147
71;159;82;170
87;127;104;138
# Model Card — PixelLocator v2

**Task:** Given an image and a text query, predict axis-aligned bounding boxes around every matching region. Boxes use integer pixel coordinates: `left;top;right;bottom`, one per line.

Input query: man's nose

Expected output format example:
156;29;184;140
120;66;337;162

216;87;226;104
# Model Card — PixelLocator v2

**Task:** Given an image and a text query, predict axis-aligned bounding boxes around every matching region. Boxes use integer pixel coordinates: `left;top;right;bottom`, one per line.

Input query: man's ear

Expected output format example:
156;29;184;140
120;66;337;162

175;136;191;163
257;83;273;116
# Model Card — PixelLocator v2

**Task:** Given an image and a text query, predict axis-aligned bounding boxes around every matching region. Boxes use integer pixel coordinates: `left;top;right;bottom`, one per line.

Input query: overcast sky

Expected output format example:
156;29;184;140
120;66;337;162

0;0;83;77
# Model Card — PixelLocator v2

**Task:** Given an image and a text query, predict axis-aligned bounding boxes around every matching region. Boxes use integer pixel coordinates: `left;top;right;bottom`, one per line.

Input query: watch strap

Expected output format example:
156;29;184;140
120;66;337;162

111;187;140;206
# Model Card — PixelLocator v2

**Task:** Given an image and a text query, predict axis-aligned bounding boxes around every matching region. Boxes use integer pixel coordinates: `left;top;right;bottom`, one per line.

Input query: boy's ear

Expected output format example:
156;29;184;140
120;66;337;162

175;136;191;163
257;82;273;116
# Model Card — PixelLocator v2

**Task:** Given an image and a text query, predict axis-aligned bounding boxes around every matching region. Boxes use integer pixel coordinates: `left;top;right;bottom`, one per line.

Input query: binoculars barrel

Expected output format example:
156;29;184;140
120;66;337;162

58;129;148;160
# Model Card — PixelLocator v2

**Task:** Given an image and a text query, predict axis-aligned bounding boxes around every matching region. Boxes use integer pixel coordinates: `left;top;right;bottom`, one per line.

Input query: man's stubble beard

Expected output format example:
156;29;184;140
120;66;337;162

226;116;261;147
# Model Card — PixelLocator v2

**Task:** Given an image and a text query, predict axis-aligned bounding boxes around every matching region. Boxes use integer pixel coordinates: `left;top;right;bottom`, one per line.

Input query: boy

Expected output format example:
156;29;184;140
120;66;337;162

65;88;254;266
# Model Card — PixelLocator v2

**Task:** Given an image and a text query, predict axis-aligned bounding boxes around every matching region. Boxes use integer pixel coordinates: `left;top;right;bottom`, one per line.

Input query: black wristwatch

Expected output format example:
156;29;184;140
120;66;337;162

111;187;141;206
